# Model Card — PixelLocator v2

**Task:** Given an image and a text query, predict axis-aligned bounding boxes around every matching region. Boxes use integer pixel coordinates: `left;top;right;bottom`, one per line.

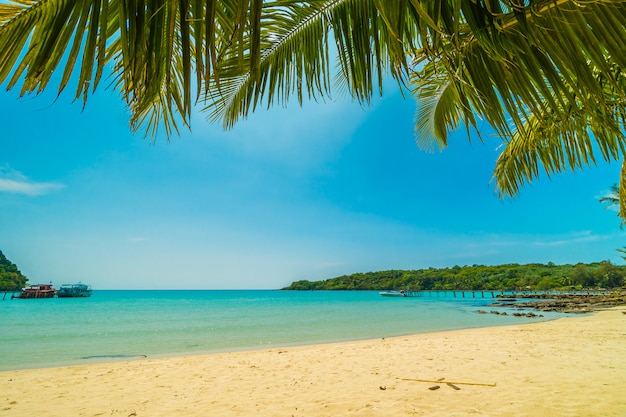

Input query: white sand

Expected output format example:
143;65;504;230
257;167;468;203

2;307;625;417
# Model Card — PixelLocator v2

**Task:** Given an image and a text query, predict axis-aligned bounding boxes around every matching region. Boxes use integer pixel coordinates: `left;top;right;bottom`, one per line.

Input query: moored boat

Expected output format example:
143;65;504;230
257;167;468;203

379;290;406;297
14;284;57;299
57;283;92;298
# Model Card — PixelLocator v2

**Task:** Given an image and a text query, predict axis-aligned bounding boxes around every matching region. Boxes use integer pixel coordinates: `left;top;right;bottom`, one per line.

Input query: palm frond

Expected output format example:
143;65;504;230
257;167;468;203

205;0;427;128
204;1;336;128
0;0;260;138
410;0;626;204
412;65;480;152
599;183;619;207
2;0;626;147
490;53;626;197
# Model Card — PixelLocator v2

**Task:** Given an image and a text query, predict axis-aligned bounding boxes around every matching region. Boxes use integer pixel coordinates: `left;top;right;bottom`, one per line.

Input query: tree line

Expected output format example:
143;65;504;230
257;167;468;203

283;262;626;291
0;250;28;292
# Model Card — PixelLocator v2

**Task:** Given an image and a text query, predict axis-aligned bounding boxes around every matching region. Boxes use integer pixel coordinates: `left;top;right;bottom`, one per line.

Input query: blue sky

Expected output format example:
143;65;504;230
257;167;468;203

1;79;624;289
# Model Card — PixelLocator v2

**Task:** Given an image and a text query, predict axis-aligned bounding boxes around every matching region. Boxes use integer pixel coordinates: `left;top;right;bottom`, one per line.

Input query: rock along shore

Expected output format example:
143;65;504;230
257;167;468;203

489;291;626;314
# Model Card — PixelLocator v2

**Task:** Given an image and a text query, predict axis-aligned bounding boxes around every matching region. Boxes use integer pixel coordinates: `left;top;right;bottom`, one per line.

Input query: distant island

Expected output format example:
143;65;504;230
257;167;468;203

0;250;29;292
283;262;626;291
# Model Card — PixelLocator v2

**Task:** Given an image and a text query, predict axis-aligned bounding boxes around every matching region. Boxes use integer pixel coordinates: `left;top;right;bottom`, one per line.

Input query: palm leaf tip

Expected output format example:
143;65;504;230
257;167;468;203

414;87;448;152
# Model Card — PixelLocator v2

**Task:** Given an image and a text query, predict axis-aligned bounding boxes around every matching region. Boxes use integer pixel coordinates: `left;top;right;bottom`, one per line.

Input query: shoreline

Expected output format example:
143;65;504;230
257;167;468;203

0;290;578;373
2;307;625;417
0;315;564;373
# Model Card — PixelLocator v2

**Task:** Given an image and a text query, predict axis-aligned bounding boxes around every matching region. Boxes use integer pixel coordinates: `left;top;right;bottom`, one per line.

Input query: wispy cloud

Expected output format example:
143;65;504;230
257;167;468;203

0;168;64;196
443;230;608;254
530;230;604;247
128;237;150;243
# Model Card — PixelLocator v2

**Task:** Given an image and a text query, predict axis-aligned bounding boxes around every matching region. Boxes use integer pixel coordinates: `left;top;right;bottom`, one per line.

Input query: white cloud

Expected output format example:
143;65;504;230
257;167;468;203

0;168;64;196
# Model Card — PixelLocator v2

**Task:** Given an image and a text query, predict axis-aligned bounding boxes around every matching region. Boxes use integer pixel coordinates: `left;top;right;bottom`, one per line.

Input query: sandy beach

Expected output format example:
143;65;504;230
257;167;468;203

2;307;625;417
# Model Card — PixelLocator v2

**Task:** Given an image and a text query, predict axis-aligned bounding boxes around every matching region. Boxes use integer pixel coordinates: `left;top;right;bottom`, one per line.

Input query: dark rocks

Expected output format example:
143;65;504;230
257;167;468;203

491;291;626;314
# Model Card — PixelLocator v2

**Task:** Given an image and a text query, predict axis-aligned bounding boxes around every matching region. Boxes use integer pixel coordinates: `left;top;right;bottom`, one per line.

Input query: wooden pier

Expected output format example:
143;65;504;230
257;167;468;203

397;290;613;299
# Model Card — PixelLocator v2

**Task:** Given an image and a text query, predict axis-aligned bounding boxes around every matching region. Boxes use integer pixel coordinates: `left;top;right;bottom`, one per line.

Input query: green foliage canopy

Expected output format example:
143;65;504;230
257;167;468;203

1;1;626;213
284;262;625;291
0;250;28;291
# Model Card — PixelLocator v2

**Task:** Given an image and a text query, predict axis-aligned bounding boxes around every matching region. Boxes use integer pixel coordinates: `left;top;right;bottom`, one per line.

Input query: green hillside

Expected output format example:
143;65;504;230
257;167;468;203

0;250;28;291
283;262;625;291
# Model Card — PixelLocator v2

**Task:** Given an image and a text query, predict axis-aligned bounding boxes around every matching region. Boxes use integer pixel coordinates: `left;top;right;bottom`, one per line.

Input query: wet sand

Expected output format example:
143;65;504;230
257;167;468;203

2;307;625;417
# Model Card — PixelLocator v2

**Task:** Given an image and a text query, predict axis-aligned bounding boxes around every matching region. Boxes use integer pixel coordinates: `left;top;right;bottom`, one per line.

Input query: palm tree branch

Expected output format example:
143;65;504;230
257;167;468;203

0;0;260;137
204;1;341;128
493;74;626;199
412;0;626;172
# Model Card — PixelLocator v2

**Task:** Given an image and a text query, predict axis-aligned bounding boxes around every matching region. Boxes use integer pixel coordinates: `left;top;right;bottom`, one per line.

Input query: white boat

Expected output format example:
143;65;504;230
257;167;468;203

57;283;92;298
379;290;406;297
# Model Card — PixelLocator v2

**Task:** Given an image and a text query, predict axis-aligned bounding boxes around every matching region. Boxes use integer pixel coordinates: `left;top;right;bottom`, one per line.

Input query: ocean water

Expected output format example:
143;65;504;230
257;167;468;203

0;290;564;371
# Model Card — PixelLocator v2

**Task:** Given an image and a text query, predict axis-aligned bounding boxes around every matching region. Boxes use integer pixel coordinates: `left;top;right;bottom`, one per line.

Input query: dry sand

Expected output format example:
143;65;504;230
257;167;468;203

2;307;625;417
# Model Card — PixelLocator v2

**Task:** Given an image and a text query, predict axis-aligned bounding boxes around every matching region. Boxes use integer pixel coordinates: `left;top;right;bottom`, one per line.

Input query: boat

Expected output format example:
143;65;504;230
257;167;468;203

379;290;407;297
57;283;92;298
14;284;57;299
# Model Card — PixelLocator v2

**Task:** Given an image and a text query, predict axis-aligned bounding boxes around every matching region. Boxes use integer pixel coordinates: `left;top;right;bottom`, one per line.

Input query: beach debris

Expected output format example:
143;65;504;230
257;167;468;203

379;385;386;390
428;385;440;390
447;383;461;390
401;378;496;387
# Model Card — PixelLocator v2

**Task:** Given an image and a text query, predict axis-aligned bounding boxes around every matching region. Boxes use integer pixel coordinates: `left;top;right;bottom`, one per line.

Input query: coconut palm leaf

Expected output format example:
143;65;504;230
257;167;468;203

409;0;626;215
204;0;425;129
0;0;268;136
484;51;626;214
412;65;480;152
204;1;334;128
4;0;625;141
600;184;620;208
2;0;626;220
598;177;626;222
413;0;626;140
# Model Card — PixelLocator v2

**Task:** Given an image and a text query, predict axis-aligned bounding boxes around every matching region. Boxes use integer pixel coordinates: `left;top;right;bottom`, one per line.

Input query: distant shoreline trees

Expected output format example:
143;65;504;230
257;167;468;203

0;250;28;292
283;262;626;291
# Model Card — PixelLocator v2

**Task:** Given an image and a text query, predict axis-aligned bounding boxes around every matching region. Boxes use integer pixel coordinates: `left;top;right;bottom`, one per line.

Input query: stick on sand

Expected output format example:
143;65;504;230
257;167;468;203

401;378;497;387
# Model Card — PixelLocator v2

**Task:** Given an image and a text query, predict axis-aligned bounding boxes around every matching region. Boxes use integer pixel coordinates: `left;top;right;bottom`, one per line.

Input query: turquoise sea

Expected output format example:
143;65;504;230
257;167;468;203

0;290;564;371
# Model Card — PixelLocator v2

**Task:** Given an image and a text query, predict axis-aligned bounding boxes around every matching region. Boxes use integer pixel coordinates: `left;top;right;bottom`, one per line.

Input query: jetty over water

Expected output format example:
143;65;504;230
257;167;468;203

397;290;615;299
